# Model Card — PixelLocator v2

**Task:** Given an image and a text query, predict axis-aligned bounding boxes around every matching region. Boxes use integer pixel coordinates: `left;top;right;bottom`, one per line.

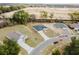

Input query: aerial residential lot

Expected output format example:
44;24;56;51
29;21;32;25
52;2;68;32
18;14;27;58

0;24;44;47
0;5;79;55
0;24;44;54
0;23;70;55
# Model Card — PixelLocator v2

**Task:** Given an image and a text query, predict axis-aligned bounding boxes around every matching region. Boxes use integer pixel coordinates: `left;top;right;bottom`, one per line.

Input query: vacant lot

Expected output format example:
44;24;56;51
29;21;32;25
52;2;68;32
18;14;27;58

2;7;79;19
43;28;59;38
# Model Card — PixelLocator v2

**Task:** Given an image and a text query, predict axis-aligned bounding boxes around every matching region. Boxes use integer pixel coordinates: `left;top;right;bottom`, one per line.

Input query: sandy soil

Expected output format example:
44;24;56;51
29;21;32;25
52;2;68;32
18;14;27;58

1;7;79;20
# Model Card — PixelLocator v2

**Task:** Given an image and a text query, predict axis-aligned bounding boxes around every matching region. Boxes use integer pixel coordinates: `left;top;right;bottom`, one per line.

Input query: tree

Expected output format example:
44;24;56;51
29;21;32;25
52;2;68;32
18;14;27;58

49;13;53;22
29;14;36;22
49;13;53;19
0;5;25;14
12;10;29;24
9;6;18;11
40;11;48;19
63;39;79;55
0;6;6;13
0;39;20;55
52;49;61;55
69;12;79;23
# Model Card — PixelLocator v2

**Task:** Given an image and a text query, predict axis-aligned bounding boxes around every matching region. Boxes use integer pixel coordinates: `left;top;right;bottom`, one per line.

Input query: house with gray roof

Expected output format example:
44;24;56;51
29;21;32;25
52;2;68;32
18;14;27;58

6;32;27;41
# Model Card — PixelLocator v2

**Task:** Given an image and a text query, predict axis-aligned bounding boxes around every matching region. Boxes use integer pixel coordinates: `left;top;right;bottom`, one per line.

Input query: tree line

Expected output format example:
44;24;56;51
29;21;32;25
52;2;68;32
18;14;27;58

10;10;79;25
0;5;25;14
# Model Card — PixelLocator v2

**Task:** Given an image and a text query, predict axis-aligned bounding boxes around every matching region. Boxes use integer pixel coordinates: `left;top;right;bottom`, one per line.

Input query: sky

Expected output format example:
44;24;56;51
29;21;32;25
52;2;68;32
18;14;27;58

0;0;79;4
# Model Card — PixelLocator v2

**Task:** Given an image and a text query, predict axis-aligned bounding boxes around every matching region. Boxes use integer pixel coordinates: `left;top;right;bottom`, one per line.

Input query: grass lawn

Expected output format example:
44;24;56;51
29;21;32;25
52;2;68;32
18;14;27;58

0;24;43;54
0;25;32;54
0;25;30;41
0;24;43;46
26;23;44;47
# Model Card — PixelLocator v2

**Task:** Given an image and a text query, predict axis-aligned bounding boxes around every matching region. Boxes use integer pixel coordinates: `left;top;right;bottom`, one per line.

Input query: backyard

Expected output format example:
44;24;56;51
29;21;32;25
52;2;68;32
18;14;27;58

0;24;43;54
0;23;72;55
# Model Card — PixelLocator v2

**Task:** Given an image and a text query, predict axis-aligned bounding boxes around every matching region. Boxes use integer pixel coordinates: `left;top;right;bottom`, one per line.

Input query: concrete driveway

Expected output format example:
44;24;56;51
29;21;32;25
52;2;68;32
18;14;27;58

17;35;34;54
38;31;50;40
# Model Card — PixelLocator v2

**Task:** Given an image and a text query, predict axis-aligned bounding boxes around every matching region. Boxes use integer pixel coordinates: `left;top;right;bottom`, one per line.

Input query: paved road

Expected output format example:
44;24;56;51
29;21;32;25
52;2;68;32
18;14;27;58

29;34;70;55
17;30;77;55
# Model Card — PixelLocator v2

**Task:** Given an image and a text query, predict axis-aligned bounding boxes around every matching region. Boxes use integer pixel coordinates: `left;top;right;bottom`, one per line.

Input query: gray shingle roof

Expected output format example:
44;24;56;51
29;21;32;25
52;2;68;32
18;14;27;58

7;32;23;40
